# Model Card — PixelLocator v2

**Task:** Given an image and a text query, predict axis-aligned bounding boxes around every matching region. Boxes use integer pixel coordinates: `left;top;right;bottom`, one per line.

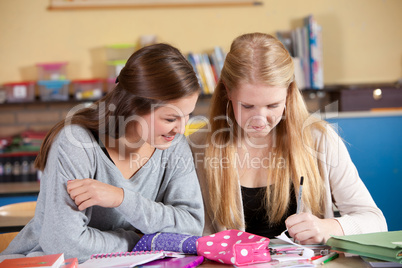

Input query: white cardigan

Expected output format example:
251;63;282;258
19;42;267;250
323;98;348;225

187;126;387;236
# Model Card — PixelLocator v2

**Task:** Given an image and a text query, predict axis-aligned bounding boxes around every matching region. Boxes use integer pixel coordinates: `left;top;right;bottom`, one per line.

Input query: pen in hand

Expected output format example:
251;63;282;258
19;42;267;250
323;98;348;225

296;176;304;214
293;176;304;243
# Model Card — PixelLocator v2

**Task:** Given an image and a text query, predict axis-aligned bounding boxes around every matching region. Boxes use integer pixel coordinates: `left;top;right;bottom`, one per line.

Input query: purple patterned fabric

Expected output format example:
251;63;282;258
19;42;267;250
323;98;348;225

132;233;201;254
132;233;157;252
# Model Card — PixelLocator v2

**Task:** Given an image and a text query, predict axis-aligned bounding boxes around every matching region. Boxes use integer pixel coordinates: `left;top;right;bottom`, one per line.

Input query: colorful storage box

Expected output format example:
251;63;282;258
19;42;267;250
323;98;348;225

38;80;70;101
72;79;104;100
36;62;68;80
106;44;135;61
3;82;36;103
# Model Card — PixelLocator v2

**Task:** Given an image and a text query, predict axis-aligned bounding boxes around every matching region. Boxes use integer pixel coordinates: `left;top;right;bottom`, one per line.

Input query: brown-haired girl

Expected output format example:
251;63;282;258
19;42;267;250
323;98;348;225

1;43;204;262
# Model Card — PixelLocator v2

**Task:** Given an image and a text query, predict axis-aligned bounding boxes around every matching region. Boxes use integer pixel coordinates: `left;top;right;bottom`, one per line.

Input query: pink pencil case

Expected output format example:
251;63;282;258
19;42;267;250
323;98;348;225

196;229;271;266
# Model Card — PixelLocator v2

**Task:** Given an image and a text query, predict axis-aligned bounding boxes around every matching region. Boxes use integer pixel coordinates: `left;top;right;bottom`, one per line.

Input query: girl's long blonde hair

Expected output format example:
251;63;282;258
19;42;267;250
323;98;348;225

205;33;327;229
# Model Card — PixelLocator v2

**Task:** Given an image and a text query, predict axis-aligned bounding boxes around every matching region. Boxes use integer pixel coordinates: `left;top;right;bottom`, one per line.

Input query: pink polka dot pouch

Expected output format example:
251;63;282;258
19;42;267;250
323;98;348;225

196;229;271;266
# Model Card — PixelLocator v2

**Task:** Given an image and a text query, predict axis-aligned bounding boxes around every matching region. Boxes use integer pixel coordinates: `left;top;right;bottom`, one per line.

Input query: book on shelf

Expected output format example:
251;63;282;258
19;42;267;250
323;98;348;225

277;15;324;90
208;54;219;84
186;53;204;94
200;53;216;94
188;53;210;95
0;152;38;183
304;14;324;89
0;253;64;268
212;46;225;77
186;47;225;96
79;250;184;268
326;230;402;264
301;25;311;89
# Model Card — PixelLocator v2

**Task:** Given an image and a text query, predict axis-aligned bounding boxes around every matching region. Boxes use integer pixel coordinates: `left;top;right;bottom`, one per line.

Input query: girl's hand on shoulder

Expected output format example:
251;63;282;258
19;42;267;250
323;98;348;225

66;179;124;211
285;213;343;244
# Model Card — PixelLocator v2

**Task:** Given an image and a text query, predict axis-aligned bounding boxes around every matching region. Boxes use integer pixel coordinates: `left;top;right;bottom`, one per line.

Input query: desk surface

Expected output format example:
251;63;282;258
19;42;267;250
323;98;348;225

0;182;38;232
199;254;369;267
0;214;33;232
0;205;35;232
0;182;375;267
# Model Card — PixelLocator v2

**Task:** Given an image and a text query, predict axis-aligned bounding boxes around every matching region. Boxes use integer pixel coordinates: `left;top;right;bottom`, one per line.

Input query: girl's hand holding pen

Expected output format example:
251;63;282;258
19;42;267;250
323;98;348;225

67;178;124;211
286;176;344;245
285;213;343;244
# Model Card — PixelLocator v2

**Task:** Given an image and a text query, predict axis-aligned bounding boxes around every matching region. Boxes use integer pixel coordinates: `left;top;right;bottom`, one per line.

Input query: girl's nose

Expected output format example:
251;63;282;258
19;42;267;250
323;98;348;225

175;116;188;135
249;115;268;127
250;108;271;125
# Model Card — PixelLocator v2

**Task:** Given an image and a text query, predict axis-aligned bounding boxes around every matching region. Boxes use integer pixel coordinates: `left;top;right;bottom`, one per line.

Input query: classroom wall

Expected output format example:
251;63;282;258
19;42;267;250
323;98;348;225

0;0;401;85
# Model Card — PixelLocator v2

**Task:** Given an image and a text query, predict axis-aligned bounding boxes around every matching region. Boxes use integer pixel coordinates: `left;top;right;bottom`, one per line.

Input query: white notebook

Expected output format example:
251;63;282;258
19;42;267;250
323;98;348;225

79;250;182;268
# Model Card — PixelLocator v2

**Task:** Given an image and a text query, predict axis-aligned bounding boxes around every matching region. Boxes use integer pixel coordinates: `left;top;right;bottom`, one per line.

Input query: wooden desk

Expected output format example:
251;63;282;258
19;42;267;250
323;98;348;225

0;214;34;232
0;182;39;232
198;253;369;267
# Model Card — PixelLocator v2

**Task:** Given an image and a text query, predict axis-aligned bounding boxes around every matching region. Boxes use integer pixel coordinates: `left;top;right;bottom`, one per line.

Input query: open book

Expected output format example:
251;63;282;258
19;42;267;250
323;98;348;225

79;251;183;268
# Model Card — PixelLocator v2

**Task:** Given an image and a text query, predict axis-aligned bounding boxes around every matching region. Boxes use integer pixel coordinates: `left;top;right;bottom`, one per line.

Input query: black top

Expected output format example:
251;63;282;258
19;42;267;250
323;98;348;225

90;130;115;164
241;185;297;238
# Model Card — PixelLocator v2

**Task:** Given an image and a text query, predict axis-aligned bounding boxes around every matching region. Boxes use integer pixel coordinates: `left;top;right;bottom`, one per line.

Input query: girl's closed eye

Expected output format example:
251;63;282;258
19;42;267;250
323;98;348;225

165;118;176;123
241;104;253;109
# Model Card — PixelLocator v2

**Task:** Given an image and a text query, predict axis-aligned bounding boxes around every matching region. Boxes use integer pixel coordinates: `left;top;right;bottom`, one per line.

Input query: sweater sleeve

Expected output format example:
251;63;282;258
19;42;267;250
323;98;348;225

39;126;140;262
116;136;204;236
317;126;388;235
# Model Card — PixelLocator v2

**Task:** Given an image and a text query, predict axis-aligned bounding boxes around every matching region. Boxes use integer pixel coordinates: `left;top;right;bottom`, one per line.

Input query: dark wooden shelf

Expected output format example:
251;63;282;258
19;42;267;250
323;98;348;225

0;182;40;197
0;96;95;107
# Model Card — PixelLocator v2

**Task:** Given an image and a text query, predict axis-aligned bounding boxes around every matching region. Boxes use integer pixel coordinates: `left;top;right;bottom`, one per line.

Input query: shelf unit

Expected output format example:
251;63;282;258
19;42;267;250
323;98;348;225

1;85;401;231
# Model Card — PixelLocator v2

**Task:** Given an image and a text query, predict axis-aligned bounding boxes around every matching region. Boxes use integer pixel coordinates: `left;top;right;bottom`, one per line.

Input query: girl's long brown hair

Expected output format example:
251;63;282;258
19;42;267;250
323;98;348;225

205;33;327;229
35;43;200;170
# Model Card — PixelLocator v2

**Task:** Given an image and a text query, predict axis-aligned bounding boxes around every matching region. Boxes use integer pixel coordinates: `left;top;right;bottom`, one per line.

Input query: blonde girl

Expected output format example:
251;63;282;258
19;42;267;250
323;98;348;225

189;33;386;244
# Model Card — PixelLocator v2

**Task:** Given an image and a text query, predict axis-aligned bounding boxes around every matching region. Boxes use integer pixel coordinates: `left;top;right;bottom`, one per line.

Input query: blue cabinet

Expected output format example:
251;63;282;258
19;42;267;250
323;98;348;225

0;182;40;207
327;112;402;231
0;195;38;207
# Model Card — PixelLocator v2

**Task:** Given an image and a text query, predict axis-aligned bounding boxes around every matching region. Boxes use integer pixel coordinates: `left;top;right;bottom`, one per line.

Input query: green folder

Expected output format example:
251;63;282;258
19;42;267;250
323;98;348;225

326;231;402;264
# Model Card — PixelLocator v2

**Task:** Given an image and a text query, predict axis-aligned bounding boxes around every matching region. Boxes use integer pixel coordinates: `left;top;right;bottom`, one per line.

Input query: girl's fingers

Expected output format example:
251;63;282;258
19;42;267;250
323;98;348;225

68;186;88;200
78;199;96;211
73;192;92;207
67;180;83;193
67;179;94;198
